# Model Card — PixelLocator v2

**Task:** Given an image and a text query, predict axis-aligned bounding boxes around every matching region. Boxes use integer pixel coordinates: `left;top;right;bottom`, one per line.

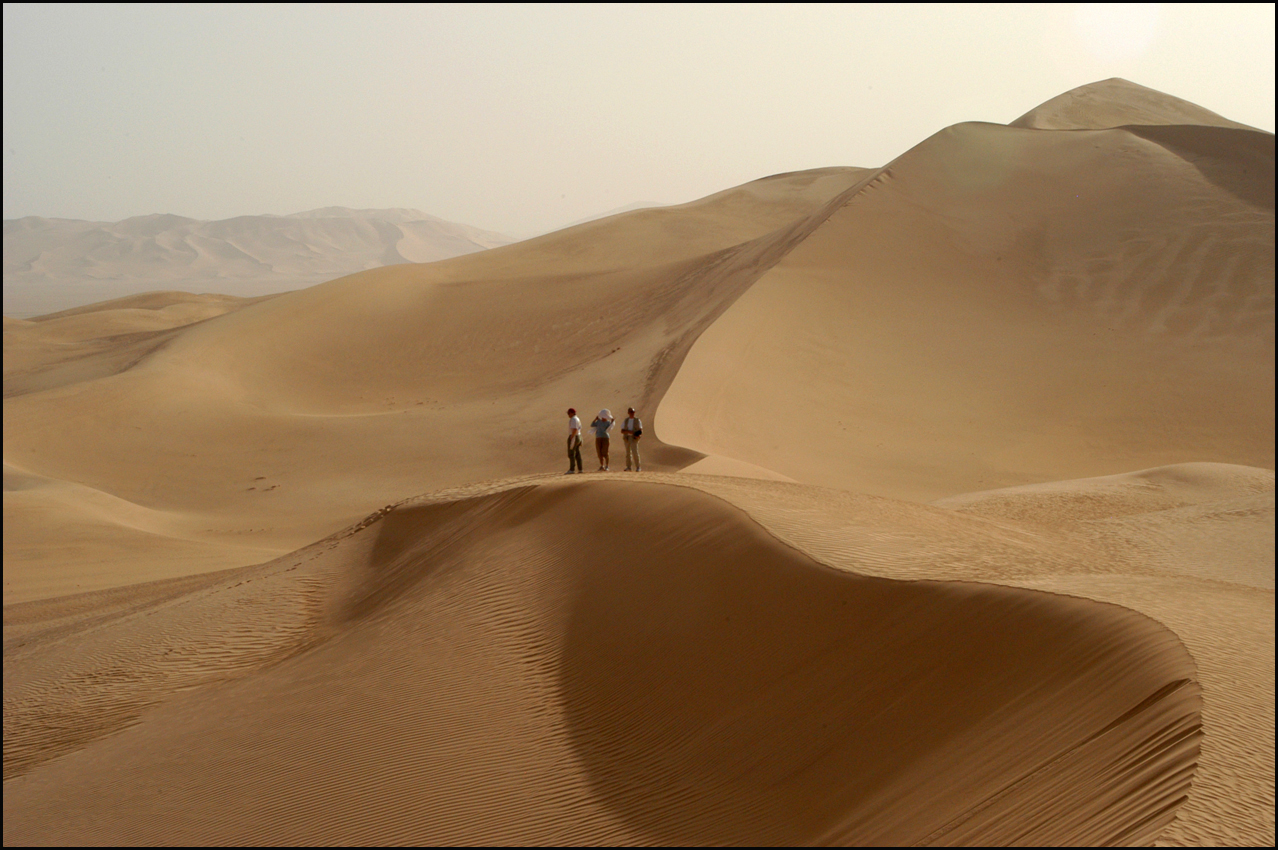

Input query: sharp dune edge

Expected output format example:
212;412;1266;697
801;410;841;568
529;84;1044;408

5;479;1202;845
3;79;1273;845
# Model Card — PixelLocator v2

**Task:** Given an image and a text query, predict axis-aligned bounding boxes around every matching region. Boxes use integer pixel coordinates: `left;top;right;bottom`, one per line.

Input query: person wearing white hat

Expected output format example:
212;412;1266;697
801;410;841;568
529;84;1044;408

590;409;614;471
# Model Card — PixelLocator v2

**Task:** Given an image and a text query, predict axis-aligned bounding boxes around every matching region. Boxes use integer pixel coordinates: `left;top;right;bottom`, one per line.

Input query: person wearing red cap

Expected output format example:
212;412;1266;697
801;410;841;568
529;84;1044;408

566;408;583;474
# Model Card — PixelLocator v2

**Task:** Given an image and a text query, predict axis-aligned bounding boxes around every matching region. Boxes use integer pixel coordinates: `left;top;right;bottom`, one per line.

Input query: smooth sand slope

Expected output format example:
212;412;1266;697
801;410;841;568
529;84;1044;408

4;79;1274;844
4;165;870;603
2;207;514;318
661;92;1273;500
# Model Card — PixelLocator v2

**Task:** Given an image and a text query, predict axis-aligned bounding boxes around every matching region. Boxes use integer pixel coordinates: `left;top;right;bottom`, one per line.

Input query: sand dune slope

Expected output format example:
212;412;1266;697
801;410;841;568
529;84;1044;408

1010;78;1265;132
931;463;1275;846
654;464;1272;845
3;80;1271;846
3;167;869;603
659;114;1273;499
3;291;279;400
2;477;1200;846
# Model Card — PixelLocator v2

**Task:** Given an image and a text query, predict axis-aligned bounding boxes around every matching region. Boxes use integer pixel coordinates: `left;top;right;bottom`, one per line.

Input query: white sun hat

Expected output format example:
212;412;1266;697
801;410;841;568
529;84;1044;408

599;409;611;419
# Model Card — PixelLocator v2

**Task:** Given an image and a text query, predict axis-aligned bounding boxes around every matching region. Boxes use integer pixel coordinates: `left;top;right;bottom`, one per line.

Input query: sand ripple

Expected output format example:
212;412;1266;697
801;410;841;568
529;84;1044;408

3;478;1201;845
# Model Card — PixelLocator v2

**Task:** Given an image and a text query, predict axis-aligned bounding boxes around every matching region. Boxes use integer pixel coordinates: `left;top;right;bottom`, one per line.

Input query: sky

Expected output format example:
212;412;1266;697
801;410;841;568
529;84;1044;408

3;3;1274;239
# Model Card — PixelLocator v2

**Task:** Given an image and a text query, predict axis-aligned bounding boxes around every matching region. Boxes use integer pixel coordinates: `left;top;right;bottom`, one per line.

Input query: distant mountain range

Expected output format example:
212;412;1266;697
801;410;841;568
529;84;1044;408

2;208;515;317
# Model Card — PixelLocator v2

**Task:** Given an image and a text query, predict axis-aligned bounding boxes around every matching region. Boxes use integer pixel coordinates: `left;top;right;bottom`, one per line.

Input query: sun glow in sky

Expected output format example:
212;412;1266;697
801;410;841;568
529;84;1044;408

3;3;1274;237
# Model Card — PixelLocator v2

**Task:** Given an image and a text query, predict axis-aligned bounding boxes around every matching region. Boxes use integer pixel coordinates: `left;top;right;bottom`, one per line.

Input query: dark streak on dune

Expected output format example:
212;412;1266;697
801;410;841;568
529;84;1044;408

348;487;539;623
1122;124;1276;211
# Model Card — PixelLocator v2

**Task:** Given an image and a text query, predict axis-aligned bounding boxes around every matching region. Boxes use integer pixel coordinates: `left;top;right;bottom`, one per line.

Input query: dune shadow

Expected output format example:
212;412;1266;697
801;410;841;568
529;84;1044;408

347;486;540;623
1125;124;1275;211
551;483;1201;844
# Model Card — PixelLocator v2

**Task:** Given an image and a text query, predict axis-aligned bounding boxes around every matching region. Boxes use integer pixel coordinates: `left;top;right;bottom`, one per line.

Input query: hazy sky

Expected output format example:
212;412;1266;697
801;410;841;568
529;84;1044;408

4;3;1274;238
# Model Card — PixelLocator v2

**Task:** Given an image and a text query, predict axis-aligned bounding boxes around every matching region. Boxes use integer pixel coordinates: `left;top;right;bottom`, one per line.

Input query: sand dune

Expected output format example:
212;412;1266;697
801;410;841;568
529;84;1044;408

3;291;278;399
3;165;870;602
4;460;285;602
1010;78;1266;132
3;477;1201;845
4;79;1273;844
658;118;1273;500
2;208;514;318
935;463;1275;846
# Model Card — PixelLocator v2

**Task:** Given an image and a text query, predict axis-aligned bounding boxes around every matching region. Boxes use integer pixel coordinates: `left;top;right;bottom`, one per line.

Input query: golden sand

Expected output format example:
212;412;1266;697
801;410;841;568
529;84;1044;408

4;79;1273;845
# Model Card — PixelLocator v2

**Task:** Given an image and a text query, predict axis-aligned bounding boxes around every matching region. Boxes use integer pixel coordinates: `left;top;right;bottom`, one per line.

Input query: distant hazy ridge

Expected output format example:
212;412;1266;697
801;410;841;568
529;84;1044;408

2;207;514;318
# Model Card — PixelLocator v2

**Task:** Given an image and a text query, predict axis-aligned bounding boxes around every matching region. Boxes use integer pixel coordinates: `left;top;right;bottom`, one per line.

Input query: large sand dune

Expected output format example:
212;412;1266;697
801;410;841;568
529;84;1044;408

4;78;1273;844
660;114;1273;500
3;165;870;602
3;477;1202;845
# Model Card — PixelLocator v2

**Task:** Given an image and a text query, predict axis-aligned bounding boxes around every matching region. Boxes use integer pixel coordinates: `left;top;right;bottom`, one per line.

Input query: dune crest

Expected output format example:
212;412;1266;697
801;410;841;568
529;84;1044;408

3;166;872;602
4;79;1273;845
1009;77;1264;132
2;477;1201;845
658;117;1273;501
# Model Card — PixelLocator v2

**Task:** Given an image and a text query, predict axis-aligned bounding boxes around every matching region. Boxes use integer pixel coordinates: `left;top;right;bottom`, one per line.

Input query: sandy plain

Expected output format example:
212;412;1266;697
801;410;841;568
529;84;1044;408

3;78;1273;845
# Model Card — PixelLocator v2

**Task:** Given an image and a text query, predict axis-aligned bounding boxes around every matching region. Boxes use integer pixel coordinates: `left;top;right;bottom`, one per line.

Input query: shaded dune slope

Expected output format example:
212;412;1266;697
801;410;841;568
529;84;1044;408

3;478;1200;845
930;462;1275;846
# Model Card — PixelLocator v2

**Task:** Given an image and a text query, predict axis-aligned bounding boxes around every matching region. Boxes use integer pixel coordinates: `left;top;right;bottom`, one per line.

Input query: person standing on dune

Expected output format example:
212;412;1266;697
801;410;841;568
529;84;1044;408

591;409;614;471
566;408;583;474
621;407;643;471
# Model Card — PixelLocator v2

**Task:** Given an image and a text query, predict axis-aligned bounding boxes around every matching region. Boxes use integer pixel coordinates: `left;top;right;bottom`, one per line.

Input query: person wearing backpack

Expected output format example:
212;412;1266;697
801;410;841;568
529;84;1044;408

621;407;643;472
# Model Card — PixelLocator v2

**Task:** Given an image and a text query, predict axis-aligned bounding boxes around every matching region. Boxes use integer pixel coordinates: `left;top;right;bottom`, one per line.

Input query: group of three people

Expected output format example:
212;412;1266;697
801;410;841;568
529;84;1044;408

567;407;642;473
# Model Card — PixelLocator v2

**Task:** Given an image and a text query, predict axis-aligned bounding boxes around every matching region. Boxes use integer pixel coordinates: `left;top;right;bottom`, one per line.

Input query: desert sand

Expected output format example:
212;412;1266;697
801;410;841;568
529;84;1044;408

3;78;1273;845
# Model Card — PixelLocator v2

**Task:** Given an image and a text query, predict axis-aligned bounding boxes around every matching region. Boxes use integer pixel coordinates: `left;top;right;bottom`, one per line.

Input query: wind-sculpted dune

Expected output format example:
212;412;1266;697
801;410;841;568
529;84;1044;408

2;478;1201;845
2;165;872;602
660;115;1274;501
4;79;1273;844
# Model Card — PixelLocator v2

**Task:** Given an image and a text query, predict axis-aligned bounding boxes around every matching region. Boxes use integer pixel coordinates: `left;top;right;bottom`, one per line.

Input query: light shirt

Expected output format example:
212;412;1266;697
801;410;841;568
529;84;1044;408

568;415;581;435
591;417;613;439
623;417;642;435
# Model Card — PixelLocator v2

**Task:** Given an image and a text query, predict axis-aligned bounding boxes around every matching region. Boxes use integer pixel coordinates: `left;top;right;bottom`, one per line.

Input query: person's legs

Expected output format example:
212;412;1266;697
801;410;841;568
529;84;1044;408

627;436;640;471
600;437;610;470
571;437;583;472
